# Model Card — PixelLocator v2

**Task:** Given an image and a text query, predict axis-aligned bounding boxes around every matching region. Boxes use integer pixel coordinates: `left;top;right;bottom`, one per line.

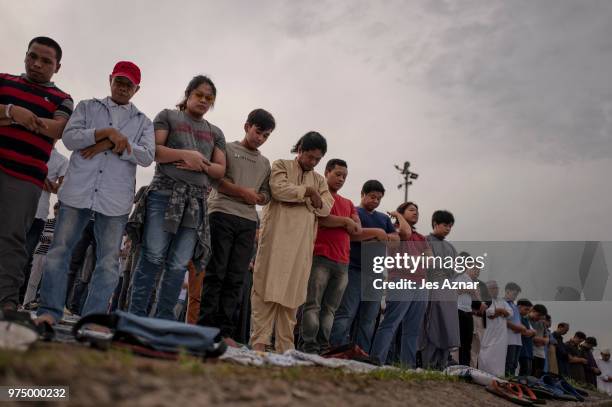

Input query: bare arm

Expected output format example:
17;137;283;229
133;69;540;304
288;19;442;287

533;336;549;346
43;174;65;194
318;215;351;228
387;231;400;241
0;103;68;139
155;128;214;174
38;116;69;139
154;129;189;163
257;167;272;205
351;227;389;241
217;178;264;205
568;355;588;364
351;212;363;236
217;178;246;199
80;139;114;159
388;211;412;240
204;146;226;179
507;321;525;333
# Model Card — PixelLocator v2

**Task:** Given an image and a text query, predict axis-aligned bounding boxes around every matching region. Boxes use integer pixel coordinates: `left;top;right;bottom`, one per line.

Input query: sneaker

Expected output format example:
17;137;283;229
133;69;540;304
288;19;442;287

23;301;39;311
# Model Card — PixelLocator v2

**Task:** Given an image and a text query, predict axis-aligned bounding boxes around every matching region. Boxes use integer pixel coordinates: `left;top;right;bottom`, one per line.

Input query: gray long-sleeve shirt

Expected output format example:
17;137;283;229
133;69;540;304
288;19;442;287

59;97;155;216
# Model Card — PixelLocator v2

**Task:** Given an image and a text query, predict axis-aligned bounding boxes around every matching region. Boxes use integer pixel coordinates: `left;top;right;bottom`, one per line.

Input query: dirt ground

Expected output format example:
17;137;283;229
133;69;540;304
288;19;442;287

1;343;611;407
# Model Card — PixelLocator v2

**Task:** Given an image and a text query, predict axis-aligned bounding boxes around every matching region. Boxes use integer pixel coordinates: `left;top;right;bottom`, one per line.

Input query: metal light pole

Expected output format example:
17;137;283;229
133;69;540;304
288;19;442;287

395;161;419;202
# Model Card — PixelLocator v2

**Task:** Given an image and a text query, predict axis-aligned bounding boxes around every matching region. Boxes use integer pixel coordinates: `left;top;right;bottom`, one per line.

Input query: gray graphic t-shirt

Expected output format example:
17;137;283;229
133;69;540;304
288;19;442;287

152;109;225;187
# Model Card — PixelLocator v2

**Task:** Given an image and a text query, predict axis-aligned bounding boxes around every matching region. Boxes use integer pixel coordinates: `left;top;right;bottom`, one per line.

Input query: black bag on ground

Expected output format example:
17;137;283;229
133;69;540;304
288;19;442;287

72;310;226;359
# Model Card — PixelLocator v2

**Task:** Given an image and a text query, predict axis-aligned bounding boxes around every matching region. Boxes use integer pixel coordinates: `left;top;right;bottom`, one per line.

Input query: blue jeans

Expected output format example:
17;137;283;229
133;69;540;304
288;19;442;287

37;204;127;322
370;291;428;368
128;191;198;320
330;267;380;353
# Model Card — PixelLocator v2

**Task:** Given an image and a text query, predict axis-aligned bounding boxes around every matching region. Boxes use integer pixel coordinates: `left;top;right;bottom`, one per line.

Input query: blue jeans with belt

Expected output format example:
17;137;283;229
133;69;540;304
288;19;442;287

128;191;199;320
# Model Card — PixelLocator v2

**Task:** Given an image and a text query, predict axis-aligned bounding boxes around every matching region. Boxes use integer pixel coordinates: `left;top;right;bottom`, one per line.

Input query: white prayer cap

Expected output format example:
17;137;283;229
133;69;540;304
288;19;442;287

601;348;611;355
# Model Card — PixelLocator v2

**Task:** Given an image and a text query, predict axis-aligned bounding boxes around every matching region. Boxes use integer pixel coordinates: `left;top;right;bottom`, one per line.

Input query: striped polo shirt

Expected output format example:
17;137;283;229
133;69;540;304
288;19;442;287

0;73;73;188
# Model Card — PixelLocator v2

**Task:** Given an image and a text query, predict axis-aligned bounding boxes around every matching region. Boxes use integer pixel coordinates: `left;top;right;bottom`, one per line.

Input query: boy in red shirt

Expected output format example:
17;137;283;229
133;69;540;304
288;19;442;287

300;159;361;354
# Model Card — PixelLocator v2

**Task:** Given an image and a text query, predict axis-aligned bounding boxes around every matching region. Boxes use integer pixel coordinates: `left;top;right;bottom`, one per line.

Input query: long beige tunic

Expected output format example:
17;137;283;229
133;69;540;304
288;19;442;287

252;158;333;308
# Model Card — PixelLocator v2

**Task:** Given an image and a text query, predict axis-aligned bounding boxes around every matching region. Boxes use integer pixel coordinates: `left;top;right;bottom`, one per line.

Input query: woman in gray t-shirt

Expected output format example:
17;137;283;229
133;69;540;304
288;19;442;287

128;75;226;320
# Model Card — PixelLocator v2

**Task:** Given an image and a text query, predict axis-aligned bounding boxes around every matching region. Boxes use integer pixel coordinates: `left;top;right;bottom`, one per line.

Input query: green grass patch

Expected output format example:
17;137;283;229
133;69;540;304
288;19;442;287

367;368;458;382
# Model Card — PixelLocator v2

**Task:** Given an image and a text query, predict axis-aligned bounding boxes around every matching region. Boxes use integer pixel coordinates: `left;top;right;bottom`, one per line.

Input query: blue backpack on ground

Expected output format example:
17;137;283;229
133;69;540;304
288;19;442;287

72;310;226;359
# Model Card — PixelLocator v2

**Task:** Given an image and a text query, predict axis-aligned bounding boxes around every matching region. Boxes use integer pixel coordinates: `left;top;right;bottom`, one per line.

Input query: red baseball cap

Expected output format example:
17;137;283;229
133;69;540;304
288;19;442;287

111;61;141;85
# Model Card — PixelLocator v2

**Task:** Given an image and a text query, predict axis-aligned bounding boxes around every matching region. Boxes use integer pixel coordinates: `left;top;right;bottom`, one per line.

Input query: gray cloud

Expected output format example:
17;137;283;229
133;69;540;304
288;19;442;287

396;1;612;161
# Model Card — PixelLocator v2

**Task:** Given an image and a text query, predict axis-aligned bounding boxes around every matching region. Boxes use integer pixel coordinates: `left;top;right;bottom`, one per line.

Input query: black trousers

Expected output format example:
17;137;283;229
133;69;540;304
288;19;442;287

199;212;256;337
0;171;41;308
532;356;546;378
234;267;253;344
519;357;533;376
458;309;474;366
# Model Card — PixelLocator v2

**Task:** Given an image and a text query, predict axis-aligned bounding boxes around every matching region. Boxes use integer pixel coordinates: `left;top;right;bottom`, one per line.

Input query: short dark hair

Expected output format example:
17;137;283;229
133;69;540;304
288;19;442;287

431;210;455;228
557;322;569;329
531;304;548;316
575;331;587;340
517;299;533;307
361;180;385;195
325;158;347;173
291;131;327;155
397;201;418;215
177;75;217;111
246;109;276;132
505;282;522;292
585;336;598;346
28;36;63;63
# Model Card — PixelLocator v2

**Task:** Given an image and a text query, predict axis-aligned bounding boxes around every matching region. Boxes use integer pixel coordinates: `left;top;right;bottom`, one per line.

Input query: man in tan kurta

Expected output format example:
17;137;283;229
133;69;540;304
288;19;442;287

250;132;333;352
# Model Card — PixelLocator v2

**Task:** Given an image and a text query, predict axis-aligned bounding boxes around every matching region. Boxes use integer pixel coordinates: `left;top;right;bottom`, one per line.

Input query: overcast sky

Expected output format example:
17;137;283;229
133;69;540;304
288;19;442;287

3;0;611;347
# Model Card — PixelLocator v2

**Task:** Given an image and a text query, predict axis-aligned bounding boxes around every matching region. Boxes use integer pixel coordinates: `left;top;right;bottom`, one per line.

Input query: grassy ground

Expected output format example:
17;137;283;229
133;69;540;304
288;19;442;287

1;342;611;407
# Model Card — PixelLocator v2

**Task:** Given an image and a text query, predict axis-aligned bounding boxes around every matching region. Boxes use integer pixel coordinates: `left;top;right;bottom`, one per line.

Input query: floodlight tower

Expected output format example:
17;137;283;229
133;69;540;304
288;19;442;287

394;161;419;202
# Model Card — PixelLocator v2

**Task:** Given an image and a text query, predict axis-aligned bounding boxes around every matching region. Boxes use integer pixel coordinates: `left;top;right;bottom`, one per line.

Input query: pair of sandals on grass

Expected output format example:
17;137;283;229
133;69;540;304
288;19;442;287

487;374;589;405
445;365;590;406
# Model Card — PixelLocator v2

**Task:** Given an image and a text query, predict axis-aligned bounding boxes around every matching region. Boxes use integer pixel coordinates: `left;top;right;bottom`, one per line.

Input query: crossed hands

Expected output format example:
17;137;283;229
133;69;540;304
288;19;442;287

9;106;48;133
174;150;210;172
240;188;267;205
80;129;132;159
43;178;61;193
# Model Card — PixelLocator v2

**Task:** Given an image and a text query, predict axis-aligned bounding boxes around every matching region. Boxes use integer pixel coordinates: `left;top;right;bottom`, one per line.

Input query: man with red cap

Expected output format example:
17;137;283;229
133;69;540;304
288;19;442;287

36;61;155;325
